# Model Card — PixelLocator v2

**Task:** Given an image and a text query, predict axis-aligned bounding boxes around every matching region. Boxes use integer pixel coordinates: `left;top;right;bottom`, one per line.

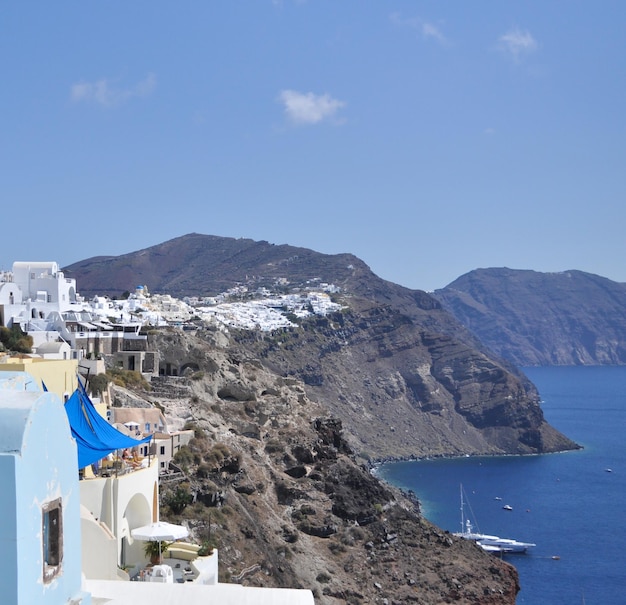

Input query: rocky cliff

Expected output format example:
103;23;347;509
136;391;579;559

227;302;575;460
65;233;578;459
435;268;626;366
110;327;520;604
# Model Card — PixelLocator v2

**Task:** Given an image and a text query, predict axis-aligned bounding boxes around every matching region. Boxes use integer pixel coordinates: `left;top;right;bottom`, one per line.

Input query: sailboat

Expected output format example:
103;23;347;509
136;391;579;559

453;484;535;554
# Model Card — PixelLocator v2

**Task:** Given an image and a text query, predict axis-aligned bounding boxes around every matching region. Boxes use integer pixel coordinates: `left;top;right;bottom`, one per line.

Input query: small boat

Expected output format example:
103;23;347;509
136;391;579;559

494;496;502;501
502;504;513;511
453;485;535;554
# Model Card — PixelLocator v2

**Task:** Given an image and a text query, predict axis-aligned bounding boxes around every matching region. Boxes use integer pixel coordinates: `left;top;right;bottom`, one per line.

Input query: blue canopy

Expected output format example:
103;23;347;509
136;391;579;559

64;381;152;469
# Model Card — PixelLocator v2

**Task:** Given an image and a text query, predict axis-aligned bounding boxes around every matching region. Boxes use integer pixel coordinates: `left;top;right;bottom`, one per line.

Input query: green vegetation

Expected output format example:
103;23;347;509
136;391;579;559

163;486;193;515
143;540;171;561
106;367;151;391
0;325;33;354
173;432;240;475
284;312;300;325
198;539;216;556
204;442;241;473
88;373;111;396
173;445;194;469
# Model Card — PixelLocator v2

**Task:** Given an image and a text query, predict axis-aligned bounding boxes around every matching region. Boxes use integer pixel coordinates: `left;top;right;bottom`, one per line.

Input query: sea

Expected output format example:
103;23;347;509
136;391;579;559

376;366;625;605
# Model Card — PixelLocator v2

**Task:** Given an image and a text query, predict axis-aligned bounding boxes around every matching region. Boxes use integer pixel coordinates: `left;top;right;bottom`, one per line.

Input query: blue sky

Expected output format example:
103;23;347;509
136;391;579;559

2;2;625;292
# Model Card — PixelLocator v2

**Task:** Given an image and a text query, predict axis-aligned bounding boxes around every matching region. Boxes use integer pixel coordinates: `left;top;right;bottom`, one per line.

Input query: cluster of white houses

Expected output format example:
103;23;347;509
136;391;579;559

0;260;344;478
0;261;344;355
0;261;161;370
0;262;192;475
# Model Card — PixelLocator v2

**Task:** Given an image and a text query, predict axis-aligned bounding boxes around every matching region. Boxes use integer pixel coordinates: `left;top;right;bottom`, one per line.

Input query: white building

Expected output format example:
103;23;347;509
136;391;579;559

10;261;79;318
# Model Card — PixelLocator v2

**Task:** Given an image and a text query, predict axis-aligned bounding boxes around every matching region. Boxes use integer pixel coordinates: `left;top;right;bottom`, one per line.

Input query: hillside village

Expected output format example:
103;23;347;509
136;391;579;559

0;261;343;339
0;261;344;474
0;261;522;604
0;261;326;603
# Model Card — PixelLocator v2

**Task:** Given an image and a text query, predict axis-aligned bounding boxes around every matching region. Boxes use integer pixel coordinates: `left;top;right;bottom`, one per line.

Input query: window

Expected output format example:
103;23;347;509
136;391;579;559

145;422;150;432
42;498;63;582
160;446;166;455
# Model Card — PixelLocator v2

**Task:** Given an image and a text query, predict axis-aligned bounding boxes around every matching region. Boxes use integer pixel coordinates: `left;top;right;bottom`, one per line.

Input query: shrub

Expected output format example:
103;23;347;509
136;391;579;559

348;526;365;542
143;540;171;561
89;373;111;396
173;446;194;467
196;463;212;478
106;367;151;391
205;443;240;473
316;572;332;584
0;325;33;354
198;539;217;556
164;486;193;515
328;541;346;554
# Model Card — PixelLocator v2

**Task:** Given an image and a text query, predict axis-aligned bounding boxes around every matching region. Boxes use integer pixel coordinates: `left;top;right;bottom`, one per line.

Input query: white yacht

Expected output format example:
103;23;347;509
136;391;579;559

453;485;535;554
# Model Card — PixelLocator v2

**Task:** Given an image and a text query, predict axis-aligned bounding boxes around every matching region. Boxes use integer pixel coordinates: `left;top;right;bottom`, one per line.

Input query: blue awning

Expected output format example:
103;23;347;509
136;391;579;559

64;381;152;469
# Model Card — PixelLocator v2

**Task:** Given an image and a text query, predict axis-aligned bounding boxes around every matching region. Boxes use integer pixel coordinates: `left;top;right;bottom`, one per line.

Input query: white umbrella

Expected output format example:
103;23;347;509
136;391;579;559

131;521;189;560
124;421;140;428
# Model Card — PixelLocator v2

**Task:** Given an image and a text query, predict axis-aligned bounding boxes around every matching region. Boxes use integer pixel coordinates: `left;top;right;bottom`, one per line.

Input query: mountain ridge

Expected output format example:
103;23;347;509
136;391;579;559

64;234;577;460
64;233;367;298
434;267;626;366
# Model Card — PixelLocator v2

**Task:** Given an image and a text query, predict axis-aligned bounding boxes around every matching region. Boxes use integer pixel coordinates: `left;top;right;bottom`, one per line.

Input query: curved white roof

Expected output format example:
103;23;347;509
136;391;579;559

36;341;68;354
12;261;59;274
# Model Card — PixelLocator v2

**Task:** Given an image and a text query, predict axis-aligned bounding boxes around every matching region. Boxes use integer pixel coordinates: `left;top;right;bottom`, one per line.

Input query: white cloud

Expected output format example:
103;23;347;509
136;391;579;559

390;12;447;44
278;90;345;125
498;28;538;61
71;73;156;107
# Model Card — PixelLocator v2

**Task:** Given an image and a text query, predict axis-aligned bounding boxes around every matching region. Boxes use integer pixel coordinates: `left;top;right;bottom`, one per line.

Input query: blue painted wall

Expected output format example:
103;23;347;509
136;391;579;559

0;373;91;605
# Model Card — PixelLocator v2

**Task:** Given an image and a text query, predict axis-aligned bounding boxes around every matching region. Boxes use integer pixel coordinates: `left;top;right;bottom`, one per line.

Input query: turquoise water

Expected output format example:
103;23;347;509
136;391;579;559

377;366;626;605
